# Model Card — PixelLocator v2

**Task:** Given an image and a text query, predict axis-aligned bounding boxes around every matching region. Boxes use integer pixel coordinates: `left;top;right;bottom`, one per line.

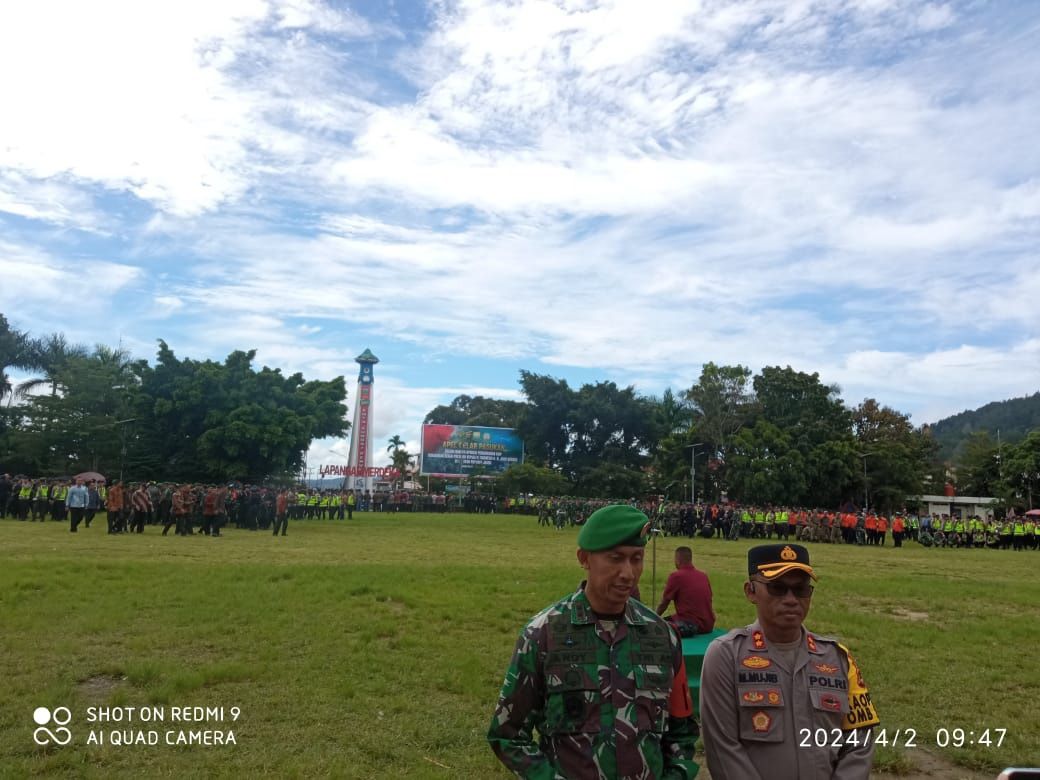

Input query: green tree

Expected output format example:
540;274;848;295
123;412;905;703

954;431;1002;497
499;462;570;496
0;313;38;404
14;332;89;400
682;363;756;499
1003;430;1040;509
517;372;575;470
727;420;808;505
390;447;415;484
851;398;934;512
133;340;348;482
387;434;405;453
4;345;140;476
424;395;527;429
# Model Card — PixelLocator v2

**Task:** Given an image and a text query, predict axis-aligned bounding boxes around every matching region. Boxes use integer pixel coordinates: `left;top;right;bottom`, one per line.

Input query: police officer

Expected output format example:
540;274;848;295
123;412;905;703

700;544;878;780
488;504;699;779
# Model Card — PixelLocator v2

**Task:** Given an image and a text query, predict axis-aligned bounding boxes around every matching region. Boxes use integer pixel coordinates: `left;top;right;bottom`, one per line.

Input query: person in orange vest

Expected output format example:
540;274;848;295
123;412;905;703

891;514;905;547
864;512;878;545
876;514;888;546
839;512;853;545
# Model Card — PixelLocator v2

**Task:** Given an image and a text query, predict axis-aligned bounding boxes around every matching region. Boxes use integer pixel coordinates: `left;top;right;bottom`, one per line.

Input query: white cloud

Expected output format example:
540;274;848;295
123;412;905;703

917;3;955;31
0;172;106;231
2;0;1038;442
0;0;389;217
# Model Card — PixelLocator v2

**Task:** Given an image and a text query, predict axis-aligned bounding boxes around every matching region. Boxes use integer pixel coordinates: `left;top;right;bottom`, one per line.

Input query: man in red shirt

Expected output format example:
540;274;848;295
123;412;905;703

656;545;716;636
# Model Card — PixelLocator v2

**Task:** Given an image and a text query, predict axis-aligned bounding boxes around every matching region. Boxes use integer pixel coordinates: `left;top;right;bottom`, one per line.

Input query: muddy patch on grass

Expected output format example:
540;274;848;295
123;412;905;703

891;607;929;621
77;674;126;698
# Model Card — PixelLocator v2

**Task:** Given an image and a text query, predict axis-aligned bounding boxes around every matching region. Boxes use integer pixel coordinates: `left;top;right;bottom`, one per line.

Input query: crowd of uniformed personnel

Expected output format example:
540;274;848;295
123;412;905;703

0;474;470;536
3;473;1037;549
519;495;1040;550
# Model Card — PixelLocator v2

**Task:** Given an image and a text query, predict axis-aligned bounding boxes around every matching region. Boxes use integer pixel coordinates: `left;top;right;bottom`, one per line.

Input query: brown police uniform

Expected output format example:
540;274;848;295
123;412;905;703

699;543;878;780
700;623;877;779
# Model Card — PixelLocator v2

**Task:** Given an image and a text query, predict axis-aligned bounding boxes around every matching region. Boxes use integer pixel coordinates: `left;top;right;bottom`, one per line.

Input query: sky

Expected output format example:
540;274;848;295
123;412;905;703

1;0;1038;472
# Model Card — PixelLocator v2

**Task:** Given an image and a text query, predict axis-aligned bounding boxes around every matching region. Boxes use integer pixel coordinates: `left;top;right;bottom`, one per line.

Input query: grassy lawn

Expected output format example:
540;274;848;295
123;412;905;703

1;513;1038;777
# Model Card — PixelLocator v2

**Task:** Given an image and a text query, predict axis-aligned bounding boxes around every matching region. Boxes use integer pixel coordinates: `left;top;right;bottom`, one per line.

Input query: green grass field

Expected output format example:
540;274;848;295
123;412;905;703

1;513;1038;778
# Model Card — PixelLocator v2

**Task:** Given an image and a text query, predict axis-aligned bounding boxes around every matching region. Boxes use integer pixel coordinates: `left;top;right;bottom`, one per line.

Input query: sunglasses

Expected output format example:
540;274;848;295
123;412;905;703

752;578;814;598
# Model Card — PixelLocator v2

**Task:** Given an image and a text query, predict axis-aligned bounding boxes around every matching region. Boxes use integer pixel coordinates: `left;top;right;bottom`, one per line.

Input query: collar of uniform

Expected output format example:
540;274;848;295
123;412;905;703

743;621;827;654
569;587;650;626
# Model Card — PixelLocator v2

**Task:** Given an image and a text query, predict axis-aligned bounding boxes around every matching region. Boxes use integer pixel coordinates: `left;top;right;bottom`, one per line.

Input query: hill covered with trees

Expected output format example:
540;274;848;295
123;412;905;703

929;392;1040;461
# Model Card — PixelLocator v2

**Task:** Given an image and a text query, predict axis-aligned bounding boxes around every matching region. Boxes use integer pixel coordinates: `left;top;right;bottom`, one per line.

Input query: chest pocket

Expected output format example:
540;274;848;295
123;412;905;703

544;665;602;735
634;665;671;734
737;685;784;743
809;688;849;720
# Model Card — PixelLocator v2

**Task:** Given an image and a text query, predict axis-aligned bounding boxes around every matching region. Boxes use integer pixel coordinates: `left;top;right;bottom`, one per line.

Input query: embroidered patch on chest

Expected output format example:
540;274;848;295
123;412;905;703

742;655;772;669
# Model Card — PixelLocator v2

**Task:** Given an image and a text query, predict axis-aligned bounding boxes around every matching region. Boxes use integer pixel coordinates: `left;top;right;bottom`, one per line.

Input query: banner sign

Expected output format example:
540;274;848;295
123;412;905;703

318;465;401;479
420;424;524;477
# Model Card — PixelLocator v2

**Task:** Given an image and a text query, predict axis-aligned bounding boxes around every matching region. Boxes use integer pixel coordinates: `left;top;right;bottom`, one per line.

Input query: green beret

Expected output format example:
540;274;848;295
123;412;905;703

578;505;651;551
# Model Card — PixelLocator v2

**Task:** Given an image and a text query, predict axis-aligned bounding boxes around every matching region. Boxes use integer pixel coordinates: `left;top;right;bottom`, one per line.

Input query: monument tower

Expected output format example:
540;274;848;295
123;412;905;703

346;348;379;493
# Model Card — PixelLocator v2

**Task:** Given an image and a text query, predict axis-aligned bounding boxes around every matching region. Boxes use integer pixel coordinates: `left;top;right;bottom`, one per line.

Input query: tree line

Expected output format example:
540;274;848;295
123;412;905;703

425;365;1040;511
4;312;1037;507
0;314;347;483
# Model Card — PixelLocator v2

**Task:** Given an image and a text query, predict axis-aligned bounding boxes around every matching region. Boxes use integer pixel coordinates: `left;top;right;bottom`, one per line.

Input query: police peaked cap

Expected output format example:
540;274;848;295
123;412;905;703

577;505;651;551
748;544;817;580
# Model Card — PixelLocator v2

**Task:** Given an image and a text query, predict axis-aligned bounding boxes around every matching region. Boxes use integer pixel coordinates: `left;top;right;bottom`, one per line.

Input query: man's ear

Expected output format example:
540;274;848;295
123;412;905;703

743;580;757;603
577;549;590;569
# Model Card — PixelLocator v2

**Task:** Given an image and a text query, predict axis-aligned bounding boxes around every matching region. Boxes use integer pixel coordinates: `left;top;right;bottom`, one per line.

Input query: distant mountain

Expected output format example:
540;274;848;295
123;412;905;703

928;391;1040;460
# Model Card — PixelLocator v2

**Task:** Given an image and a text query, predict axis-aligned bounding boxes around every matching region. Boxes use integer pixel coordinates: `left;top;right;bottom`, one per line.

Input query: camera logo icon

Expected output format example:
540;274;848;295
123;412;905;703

33;706;72;746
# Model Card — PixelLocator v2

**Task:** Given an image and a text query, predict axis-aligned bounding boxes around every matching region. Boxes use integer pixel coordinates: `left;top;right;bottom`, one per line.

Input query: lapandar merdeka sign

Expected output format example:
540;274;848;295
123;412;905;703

420;424;524;477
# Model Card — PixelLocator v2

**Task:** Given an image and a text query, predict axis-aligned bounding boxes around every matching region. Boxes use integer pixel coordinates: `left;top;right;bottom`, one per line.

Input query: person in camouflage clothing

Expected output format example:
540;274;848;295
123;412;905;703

488;504;700;779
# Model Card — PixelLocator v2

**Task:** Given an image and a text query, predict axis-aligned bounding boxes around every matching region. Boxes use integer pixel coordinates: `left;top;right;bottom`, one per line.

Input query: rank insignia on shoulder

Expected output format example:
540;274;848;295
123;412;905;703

752;711;772;732
742;656;772;669
806;634;819;653
752;630;765;649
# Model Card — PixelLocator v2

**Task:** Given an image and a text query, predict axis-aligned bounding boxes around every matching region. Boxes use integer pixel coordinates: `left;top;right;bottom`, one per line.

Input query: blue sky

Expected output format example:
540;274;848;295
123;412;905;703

2;0;1039;469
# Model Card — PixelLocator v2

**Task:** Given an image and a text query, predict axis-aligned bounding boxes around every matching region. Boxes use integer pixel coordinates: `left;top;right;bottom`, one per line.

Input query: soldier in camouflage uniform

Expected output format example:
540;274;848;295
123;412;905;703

488;504;699;779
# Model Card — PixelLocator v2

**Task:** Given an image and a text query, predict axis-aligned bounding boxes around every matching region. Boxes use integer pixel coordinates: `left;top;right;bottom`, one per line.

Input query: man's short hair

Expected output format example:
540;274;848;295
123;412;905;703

675;546;693;563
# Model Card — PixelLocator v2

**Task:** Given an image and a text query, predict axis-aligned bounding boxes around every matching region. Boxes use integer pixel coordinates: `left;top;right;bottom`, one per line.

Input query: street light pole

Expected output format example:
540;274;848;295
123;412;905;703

686;444;703;504
116;418;136;483
855;451;874;512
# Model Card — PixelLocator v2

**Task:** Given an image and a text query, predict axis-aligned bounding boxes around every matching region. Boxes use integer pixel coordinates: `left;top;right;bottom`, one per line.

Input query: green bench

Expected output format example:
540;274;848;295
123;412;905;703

681;628;728;716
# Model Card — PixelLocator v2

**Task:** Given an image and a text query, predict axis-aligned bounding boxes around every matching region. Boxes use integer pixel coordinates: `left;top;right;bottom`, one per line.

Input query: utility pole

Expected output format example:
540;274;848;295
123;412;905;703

116;418;136;483
855;451;873;512
686;444;703;504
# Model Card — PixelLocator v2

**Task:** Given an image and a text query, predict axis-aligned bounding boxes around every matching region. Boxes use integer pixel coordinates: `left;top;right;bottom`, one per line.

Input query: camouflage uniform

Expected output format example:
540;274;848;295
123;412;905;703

488;587;699;779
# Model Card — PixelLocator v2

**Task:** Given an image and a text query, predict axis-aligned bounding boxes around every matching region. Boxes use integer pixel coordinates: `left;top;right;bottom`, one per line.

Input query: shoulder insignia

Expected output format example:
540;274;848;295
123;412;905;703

752;630;766;650
742;655;772;669
806;634;818;653
838;642;880;729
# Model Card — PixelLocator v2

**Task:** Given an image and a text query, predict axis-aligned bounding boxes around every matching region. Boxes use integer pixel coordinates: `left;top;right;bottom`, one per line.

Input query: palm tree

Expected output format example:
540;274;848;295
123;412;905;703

390;448;415;482
387;434;405;453
14;332;88;399
0;314;38;404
